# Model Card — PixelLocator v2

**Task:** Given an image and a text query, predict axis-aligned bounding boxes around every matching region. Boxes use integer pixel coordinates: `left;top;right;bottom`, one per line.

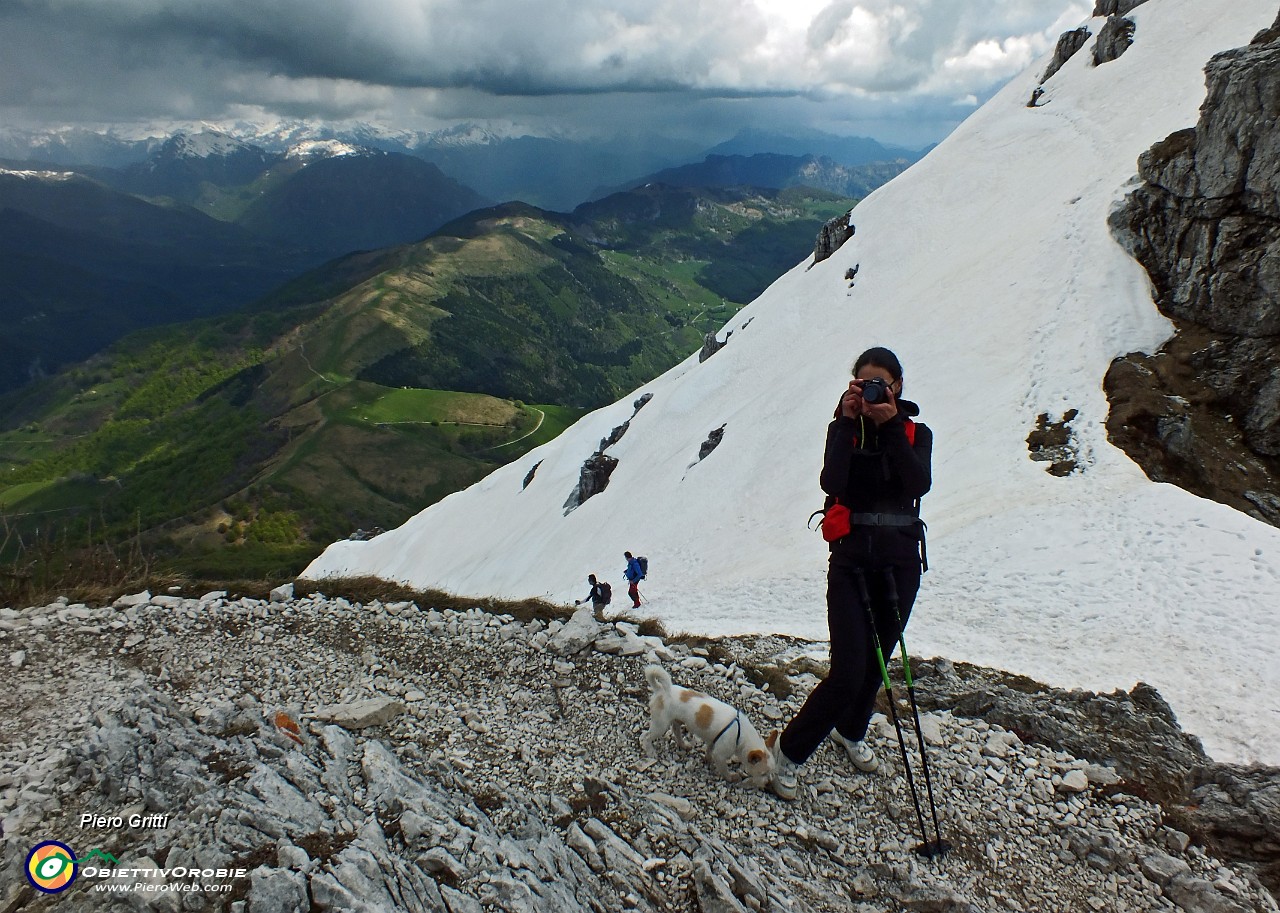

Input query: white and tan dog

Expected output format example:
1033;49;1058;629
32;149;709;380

641;664;776;787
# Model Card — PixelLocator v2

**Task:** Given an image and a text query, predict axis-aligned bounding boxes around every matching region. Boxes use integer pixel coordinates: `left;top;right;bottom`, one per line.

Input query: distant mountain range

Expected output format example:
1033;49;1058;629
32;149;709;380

594;152;914;201
0;183;859;578
0;123;927;210
0;124;922;394
0;169;314;391
705;126;930;164
0;138;490;389
88;133;492;252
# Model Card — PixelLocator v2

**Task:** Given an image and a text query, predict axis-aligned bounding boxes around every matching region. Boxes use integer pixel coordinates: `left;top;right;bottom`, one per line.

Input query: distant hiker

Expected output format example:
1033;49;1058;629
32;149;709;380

575;574;611;612
771;346;933;801
623;551;645;608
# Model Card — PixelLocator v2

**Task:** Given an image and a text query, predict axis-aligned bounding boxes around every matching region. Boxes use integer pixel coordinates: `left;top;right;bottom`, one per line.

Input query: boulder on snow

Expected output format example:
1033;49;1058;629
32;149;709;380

563;453;619;514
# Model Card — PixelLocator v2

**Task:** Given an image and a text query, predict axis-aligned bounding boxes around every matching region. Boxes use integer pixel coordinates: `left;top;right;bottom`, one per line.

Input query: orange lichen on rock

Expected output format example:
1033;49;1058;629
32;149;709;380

273;711;304;745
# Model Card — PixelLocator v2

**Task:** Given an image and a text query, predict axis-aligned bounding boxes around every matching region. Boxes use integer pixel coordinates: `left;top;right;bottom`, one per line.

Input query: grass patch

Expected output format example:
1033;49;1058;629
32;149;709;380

0;480;56;509
350;387;519;426
292;576;575;624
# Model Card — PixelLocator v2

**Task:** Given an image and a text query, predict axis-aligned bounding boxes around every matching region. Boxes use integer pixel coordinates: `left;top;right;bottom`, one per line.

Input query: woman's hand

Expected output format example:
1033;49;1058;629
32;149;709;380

840;381;863;419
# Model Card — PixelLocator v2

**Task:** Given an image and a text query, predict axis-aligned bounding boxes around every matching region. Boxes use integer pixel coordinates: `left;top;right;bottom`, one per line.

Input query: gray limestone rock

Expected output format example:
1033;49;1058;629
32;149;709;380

548;606;603;656
1106;12;1280;527
247;866;310;913
313;697;406;730
1141;851;1194;885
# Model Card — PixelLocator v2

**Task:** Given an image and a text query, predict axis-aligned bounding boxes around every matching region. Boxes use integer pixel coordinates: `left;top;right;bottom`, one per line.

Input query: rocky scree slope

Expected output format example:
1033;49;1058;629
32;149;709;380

1107;10;1280;528
2;590;1279;912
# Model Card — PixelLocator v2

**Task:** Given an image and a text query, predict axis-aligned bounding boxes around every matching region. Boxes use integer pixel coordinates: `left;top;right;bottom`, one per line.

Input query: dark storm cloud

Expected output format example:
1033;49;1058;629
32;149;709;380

0;0;1088;141
2;0;769;94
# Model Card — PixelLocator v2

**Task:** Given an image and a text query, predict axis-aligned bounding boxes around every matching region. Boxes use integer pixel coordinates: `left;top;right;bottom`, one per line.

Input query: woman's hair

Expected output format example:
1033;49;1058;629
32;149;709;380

853;346;903;382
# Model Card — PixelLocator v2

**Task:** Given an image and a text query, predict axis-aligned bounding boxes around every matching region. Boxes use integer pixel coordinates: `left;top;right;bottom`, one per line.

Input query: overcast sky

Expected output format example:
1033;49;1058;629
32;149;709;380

0;0;1090;147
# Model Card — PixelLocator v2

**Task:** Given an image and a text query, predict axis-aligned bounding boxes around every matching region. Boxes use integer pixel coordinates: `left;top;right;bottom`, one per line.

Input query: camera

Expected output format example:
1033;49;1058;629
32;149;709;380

860;377;892;404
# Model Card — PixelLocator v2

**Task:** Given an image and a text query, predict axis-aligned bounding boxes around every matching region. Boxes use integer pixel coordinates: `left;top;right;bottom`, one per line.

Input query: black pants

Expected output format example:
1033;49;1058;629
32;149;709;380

779;559;920;764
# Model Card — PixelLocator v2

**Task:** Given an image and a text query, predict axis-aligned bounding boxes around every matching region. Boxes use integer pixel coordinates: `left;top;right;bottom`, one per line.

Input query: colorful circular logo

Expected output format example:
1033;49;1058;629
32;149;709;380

26;841;78;893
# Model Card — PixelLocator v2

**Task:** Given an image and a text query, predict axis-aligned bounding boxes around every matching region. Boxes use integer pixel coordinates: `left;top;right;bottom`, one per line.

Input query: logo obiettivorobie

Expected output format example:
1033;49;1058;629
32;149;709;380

26;841;79;893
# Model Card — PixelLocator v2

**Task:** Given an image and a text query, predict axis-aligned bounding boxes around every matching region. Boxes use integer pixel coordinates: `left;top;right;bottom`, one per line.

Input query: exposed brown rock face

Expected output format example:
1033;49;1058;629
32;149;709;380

1106;14;1280;528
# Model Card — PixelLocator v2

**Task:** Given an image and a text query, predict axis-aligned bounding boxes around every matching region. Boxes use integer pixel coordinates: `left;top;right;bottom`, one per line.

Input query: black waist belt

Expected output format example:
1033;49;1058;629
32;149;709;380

848;512;919;527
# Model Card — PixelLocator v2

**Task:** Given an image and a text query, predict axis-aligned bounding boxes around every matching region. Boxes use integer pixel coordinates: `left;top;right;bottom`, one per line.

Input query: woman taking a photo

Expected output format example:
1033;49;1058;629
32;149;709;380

771;346;933;800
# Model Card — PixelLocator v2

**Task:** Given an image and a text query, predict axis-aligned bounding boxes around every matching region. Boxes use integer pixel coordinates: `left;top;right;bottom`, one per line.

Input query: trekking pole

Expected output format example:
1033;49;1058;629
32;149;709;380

882;568;950;858
853;568;931;857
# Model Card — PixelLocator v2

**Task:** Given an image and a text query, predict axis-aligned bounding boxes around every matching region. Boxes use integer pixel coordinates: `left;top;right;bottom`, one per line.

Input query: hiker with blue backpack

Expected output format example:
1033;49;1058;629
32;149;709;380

623;552;647;608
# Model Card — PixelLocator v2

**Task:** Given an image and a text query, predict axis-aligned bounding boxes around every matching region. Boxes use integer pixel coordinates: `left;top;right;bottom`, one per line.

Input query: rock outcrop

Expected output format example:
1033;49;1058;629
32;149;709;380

563;453;619;514
1107;13;1280;527
698;331;727;363
1041;26;1092;83
697;425;726;461
1093;0;1147;16
812;211;854;264
1093;15;1136;65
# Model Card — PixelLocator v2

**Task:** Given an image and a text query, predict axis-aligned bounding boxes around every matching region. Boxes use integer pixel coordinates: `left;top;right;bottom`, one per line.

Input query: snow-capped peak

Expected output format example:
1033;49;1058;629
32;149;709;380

0;167;76;180
285;139;364;160
161;130;255;159
419;123;507;148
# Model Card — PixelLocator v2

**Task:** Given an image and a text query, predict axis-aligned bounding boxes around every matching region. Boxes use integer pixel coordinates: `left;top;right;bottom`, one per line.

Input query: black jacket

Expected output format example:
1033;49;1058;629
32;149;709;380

820;398;932;567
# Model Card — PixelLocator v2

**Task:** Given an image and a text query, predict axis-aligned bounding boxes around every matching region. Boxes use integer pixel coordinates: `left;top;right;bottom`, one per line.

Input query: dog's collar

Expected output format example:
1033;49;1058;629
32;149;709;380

710;710;742;749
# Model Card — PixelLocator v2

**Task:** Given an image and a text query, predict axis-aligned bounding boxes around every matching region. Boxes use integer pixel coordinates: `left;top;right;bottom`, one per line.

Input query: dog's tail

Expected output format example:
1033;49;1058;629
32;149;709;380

644;664;672;693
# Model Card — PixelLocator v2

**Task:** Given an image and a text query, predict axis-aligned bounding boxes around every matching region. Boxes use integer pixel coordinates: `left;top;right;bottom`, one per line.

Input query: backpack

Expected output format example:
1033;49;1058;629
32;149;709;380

636;556;648;579
599;582;612;605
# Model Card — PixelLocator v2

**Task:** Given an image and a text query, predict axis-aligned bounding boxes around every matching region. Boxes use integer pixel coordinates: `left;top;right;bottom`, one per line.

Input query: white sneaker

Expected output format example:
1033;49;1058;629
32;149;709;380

832;732;879;772
771;739;800;801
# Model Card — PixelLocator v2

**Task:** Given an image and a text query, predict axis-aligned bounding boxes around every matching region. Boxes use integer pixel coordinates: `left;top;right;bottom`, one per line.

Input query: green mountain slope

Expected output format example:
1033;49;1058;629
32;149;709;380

0;184;855;580
0;171;307;393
